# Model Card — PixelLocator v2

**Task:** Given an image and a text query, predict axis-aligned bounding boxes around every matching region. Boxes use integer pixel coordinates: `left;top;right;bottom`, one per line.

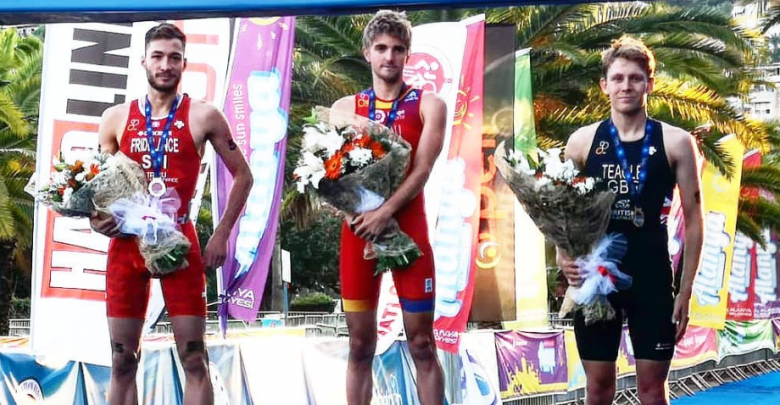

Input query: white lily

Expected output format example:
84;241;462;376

348;147;373;167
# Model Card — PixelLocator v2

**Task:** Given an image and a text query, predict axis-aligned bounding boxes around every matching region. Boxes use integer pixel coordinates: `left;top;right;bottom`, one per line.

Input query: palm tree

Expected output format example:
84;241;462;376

0;28;42;334
285;4;778;237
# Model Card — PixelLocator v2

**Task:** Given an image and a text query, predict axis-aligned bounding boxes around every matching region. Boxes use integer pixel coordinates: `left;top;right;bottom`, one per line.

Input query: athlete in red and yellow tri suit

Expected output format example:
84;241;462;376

106;94;206;319
340;85;436;313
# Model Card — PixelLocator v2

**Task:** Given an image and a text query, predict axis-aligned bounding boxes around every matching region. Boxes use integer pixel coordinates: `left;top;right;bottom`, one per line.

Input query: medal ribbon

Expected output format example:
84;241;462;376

368;84;407;128
144;95;180;179
608;119;653;210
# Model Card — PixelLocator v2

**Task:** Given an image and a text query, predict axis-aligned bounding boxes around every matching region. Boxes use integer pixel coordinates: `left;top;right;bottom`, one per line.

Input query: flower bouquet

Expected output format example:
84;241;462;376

37;151;190;275
494;142;632;324
293;106;422;275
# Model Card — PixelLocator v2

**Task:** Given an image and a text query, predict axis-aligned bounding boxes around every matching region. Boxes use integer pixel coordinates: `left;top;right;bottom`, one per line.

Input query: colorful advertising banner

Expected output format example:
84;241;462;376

32;19;230;366
563;330;586;392
718;320;774;358
495;331;568;398
671;326;719;370
511;48;547;330
216;17;295;327
377;18;469;354
690;135;744;329
616;326;636;377
754;229;779;319
727;151;761;321
470;24;517;322
429;15;485;353
773;318;780;352
0;353;83;404
727;232;757;321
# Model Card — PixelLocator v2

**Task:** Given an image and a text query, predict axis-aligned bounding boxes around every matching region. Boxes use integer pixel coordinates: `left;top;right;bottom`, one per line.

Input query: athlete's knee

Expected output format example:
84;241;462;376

348;333;377;364
586;375;616;405
406;331;436;363
178;340;209;380
111;342;139;378
637;378;667;404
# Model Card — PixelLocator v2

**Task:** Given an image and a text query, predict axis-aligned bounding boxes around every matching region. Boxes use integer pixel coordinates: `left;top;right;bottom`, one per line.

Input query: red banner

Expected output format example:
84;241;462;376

431;16;485;352
727;151;762;321
671;326;719;370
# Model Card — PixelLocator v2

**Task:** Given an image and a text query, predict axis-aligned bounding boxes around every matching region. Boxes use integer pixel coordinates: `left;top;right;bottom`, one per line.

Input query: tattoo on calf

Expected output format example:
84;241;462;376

227;137;238;151
694;191;701;203
113;342;125;353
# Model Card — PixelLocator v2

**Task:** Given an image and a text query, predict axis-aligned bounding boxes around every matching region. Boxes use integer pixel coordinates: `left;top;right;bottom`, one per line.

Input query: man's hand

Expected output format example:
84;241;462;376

90;211;122;238
672;290;691;343
352;207;393;242
203;231;229;270
557;249;582;287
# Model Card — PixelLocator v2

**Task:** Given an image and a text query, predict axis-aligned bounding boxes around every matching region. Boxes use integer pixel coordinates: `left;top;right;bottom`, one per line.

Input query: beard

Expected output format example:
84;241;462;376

374;65;403;84
147;70;180;93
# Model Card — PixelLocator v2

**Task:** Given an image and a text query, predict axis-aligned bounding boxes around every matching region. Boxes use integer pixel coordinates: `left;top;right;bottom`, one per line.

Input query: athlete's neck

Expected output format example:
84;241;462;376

145;89;180;117
611;109;648;142
371;78;405;101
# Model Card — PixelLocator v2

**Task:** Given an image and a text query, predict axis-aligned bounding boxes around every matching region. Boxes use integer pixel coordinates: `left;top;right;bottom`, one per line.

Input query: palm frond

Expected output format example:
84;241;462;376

736;209;767;247
740;164;780;196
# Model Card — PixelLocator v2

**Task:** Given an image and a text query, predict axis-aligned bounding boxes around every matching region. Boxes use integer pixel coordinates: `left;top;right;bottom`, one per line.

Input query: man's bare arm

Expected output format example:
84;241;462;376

380;93;447;215
97;105;122;154
668;126;703;341
672;128;703;299
206;106;253;239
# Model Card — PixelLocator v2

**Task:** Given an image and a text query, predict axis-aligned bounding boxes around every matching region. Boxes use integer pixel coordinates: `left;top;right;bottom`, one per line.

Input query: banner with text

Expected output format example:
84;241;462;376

32;20;230;366
671;326;719;370
495;331;568;399
216;17;295;328
690;135;744;329
727;151;761;321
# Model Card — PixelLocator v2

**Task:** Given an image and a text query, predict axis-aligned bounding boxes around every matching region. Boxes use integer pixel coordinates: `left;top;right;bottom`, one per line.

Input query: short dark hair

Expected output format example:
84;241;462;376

145;23;186;51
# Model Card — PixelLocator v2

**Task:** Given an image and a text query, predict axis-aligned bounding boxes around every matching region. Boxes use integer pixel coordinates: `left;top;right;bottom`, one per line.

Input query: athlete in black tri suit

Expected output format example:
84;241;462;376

558;36;703;405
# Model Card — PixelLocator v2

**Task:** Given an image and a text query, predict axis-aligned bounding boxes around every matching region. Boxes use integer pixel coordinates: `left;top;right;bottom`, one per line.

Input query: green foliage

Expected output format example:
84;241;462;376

289;292;337;312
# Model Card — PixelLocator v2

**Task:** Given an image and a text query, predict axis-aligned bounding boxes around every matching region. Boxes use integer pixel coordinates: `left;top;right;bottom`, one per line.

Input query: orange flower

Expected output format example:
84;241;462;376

369;141;386;159
71;160;84;173
85;164;101;181
355;135;372;148
68;178;78;188
57;186;66;196
325;152;344;179
341;142;356;154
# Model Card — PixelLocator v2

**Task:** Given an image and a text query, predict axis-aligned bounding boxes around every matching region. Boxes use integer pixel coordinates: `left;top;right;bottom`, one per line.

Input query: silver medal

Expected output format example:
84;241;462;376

148;177;167;198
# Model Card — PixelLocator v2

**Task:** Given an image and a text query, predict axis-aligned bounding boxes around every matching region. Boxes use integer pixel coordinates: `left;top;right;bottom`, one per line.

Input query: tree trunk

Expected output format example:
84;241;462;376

270;233;285;312
0;240;17;336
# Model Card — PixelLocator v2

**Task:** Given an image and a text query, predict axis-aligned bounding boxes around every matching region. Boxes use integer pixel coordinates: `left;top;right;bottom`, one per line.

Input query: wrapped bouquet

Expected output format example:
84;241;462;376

37;151;190;275
294;107;421;275
495;142;632;324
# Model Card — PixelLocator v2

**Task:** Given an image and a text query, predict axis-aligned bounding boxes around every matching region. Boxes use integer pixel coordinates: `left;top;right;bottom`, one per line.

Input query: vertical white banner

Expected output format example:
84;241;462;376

374;21;467;355
32;20;230;366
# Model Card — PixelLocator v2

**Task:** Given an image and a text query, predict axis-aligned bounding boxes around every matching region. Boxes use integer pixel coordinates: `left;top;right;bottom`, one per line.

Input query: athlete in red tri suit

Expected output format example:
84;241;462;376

331;11;447;405
90;24;252;405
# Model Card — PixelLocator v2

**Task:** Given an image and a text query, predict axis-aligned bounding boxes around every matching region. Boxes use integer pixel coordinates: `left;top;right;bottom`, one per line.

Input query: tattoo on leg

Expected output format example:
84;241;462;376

113;342;125;353
227;137;238;151
694;191;701;203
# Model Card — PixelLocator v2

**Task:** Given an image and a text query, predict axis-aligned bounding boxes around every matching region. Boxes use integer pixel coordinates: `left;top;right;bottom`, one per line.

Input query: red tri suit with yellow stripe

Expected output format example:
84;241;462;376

106;94;206;319
340;85;436;313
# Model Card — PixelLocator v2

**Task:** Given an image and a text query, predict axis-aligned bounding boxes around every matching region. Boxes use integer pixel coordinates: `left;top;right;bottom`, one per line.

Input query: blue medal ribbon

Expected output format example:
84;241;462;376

368;84;407;128
608;119;653;227
144;95;180;180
